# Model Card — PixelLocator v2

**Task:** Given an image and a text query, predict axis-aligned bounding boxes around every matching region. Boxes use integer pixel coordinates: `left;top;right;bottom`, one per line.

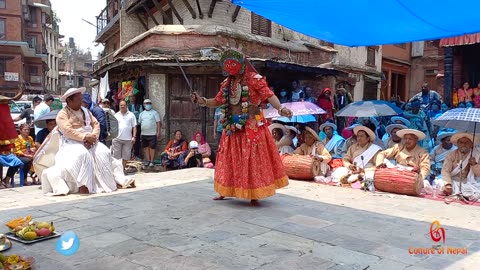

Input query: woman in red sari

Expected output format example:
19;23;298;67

191;50;292;206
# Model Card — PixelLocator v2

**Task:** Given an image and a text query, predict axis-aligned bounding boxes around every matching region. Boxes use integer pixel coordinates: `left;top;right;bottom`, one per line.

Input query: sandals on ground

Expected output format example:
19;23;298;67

31;173;40;185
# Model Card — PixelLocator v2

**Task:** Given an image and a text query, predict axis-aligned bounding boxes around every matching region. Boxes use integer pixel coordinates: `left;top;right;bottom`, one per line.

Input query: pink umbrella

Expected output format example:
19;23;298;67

263;102;326;118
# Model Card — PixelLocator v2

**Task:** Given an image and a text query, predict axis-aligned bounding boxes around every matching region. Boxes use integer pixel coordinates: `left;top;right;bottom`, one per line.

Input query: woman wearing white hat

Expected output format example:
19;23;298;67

376;129;430;183
40;88;120;195
269;123;294;154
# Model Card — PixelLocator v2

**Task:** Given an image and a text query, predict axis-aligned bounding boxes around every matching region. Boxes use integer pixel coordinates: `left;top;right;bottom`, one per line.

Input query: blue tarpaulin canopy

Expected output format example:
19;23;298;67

231;0;480;46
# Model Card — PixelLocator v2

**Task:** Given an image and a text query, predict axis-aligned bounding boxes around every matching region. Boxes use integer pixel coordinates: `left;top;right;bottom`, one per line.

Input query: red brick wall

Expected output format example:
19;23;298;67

0;0;22;41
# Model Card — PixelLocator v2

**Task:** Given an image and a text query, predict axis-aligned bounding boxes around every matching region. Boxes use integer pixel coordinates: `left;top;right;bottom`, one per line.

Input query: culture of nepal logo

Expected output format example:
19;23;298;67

408;220;468;255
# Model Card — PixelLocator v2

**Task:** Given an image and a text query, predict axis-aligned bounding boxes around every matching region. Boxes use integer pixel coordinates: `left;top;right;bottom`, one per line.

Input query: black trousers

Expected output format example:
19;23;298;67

133;125;142;159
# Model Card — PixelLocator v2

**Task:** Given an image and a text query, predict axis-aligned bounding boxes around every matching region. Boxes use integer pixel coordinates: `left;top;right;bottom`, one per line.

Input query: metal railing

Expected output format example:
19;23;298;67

93;51;115;72
96;0;120;34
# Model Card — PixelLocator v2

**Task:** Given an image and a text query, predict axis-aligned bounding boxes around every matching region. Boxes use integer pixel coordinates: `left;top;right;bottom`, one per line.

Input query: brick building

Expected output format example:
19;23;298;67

439;33;480;107
381;41;443;104
0;0;49;95
92;0;345;148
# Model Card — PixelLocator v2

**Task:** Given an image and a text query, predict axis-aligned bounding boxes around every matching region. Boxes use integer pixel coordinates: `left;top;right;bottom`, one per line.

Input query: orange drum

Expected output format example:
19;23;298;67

374;168;422;196
280;154;321;180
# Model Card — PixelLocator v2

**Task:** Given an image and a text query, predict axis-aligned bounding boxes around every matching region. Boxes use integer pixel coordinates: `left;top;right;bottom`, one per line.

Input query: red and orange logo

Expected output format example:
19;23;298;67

429;220;446;244
408;220;467;255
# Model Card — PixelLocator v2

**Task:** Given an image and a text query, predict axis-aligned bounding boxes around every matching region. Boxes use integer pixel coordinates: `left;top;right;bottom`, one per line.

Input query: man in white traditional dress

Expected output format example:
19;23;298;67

40;88;134;196
441;132;480;200
320;122;345;159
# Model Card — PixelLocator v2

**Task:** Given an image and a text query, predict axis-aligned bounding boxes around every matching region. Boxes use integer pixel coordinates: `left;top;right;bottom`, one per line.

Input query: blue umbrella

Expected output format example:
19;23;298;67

335;100;403;117
273;115;316;123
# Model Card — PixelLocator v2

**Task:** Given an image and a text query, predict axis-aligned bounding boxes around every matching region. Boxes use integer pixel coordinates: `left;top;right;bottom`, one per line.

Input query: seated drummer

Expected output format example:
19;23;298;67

294;127;331;176
375;129;430;182
343;125;382;174
332;125;381;184
320;122;345;159
441;132;480;196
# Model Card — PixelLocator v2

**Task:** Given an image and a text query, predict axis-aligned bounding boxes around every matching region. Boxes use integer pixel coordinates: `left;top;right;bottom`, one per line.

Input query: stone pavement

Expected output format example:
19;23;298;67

1;168;480;270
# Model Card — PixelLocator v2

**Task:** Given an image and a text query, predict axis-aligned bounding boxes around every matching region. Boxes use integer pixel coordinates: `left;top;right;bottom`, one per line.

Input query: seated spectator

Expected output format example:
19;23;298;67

179;141;203;169
0;156;22;189
161;130;188;170
285;125;299;149
192;131;214;168
319;122;345;159
14;124;38;185
35;119;57;148
269;123;294;155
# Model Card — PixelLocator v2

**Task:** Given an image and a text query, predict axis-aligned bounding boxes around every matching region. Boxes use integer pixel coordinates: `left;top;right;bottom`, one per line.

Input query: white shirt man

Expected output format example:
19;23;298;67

34;95;54;135
138;99;161;167
113;100;137;167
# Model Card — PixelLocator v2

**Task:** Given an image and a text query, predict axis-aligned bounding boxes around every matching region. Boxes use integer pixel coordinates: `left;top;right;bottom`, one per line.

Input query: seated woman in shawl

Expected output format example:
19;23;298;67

319;122;345;159
293;127;331;176
332;125;382;184
269;123;294;155
161;130;188;170
191;131;214;168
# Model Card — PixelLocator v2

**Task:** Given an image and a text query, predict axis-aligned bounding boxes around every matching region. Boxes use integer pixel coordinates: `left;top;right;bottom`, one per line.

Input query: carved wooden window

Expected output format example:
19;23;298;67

366;46;376;66
251;13;271;37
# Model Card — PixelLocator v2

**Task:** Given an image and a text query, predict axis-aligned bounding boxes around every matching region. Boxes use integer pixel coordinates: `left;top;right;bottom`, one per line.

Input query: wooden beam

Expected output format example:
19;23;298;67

231;6;241;22
152;0;172;24
166;0;183;24
181;0;196;19
143;3;160;25
135;13;149;31
207;0;217;18
195;0;203;19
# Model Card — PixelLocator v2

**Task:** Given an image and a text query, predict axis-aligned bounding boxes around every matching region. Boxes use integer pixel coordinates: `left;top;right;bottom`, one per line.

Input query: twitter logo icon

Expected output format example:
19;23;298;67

55;231;80;256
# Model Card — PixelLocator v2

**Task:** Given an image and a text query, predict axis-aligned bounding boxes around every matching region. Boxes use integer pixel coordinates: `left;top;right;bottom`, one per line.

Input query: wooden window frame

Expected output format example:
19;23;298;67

366;46;376;67
0;57;6;75
0;0;5;9
251;13;271;38
0;18;5;40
